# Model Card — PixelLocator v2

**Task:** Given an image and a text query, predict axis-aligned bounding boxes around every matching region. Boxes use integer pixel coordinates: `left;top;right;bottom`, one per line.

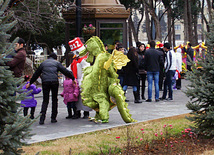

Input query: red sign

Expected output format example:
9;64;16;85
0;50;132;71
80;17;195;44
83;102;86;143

68;37;84;51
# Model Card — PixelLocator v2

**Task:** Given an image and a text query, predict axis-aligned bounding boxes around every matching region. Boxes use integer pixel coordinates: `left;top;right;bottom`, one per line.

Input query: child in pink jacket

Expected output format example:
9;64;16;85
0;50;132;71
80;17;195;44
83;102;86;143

61;77;79;119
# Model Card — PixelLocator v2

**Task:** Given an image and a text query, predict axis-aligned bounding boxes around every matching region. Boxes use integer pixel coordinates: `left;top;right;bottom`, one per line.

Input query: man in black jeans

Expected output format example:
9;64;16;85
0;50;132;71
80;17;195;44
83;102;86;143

26;53;75;125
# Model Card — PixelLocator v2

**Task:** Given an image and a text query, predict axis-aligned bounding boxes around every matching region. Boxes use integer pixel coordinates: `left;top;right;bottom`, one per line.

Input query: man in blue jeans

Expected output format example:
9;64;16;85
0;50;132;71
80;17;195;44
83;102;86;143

145;41;164;102
161;42;176;100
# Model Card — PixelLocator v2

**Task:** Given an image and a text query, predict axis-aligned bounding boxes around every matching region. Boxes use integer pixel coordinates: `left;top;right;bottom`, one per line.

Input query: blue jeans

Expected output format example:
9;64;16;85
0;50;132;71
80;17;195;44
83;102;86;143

123;85;137;92
162;70;176;99
147;72;159;100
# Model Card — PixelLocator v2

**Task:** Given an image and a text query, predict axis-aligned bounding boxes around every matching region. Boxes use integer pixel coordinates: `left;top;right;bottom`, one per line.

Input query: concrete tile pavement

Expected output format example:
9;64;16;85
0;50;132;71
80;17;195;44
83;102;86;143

25;79;191;144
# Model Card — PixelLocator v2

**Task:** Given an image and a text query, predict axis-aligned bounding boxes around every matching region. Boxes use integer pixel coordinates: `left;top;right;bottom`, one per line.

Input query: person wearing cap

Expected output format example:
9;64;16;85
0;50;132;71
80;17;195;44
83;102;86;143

26;52;76;125
144;40;164;102
160;42;176;101
7;38;26;77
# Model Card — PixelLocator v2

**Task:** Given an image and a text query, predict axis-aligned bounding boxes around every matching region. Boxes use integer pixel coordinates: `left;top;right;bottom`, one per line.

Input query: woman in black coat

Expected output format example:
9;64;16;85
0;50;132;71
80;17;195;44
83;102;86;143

123;47;142;103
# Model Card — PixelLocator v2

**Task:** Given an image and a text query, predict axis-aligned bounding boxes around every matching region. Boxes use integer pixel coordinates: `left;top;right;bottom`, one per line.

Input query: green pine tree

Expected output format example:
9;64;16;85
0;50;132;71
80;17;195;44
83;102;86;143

185;15;214;137
0;0;33;154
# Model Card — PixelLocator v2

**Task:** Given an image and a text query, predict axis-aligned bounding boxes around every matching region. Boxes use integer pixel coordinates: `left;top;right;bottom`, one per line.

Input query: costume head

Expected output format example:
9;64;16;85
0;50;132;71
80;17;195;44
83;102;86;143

79;36;106;64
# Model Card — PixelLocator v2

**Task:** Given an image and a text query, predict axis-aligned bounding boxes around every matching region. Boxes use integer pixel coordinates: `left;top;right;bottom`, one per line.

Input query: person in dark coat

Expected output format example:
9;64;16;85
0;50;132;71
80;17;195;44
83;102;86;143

26;53;76;125
7;38;26;78
123;47;142;103
144;40;164;102
185;43;194;71
137;42;147;100
156;43;165;91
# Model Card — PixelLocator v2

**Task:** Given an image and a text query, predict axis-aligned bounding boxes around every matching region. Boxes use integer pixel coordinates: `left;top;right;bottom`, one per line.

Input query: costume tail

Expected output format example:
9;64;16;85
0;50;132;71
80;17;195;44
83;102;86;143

108;83;137;123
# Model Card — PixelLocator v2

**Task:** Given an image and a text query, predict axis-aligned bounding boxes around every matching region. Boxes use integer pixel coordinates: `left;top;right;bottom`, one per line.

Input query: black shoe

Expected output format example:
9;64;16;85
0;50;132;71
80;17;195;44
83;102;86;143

39;115;45;125
134;100;142;103
155;99;160;102
159;97;166;100
30;115;34;119
167;98;173;101
141;96;146;100
82;115;89;119
39;120;44;125
146;99;152;102
66;116;73;119
72;115;79;119
51;119;57;123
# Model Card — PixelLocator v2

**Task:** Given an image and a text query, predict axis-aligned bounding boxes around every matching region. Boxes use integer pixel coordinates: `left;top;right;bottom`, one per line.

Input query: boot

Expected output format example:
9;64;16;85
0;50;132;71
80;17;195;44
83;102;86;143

72;107;79;119
133;91;142;103
23;107;28;117
73;110;81;119
82;111;89;119
30;107;35;119
66;107;73;119
124;90;129;102
39;114;46;125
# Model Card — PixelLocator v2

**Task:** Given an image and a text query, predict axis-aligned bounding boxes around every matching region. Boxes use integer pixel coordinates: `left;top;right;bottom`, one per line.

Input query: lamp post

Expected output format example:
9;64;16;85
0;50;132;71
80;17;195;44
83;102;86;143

76;0;82;37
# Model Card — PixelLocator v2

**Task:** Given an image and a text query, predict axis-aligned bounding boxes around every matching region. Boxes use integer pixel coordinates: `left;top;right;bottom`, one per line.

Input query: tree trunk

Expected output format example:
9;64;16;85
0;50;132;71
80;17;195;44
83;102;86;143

201;0;205;41
172;18;175;47
184;0;188;43
187;0;193;43
128;15;133;47
193;14;198;45
129;16;138;43
145;4;152;43
167;7;172;43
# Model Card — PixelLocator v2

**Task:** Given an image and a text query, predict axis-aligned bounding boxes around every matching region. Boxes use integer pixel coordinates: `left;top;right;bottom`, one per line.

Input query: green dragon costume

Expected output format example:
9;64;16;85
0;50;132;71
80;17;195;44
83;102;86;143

79;36;136;123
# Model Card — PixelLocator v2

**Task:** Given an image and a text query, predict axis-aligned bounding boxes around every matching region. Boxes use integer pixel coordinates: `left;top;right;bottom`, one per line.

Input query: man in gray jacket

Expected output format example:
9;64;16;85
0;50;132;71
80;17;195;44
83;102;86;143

26;53;75;125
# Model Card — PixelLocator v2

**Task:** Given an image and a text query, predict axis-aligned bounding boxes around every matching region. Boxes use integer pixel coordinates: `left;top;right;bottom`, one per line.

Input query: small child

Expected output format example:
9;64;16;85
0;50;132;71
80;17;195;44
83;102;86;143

61;77;79;119
21;75;41;119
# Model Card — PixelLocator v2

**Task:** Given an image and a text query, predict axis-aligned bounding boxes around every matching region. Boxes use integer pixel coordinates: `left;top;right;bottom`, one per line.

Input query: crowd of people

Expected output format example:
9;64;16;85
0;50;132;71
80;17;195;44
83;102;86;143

7;37;193;125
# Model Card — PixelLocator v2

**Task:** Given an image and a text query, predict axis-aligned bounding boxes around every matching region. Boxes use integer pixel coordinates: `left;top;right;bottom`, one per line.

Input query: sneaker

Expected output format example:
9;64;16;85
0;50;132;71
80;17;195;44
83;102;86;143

51;119;57;123
146;99;152;102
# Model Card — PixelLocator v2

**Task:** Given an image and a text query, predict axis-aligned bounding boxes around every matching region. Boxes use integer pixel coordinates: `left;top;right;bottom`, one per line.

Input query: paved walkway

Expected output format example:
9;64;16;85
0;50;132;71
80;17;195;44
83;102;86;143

26;79;191;144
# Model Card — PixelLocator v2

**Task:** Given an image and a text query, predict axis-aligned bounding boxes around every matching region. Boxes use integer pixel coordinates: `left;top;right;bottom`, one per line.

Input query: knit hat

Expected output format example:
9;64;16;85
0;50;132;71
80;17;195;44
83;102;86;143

48;53;57;60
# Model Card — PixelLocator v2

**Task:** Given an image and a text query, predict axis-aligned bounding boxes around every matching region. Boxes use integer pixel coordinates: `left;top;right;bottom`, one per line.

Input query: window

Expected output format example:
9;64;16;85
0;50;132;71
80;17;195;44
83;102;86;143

175;34;181;40
100;23;124;53
174;25;181;30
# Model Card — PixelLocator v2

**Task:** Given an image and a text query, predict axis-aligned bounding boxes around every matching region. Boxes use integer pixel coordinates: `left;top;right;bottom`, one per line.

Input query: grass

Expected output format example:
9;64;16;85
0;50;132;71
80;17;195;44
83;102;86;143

22;114;214;155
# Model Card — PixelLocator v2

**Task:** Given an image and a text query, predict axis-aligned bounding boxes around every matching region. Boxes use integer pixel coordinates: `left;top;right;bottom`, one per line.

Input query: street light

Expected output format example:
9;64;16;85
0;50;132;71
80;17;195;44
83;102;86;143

76;0;82;37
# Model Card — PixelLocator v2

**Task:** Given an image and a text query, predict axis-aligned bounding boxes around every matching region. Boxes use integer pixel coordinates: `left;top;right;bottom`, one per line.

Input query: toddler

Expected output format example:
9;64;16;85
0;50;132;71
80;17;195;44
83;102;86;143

21;75;41;119
61;77;79;119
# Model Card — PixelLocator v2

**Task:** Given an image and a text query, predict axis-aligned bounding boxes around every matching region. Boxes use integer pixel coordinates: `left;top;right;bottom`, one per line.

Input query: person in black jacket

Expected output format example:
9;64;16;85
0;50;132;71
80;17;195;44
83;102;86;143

185;43;194;71
123;47;142;103
26;53;75;125
144;41;164;102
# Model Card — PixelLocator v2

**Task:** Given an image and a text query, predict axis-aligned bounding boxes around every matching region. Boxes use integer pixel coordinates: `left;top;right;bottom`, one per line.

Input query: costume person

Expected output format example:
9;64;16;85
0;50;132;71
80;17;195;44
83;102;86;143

68;38;92;119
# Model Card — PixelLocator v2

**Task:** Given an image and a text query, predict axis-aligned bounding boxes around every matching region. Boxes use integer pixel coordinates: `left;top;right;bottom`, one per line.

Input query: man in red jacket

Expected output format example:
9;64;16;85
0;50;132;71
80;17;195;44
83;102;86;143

7;38;26;77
